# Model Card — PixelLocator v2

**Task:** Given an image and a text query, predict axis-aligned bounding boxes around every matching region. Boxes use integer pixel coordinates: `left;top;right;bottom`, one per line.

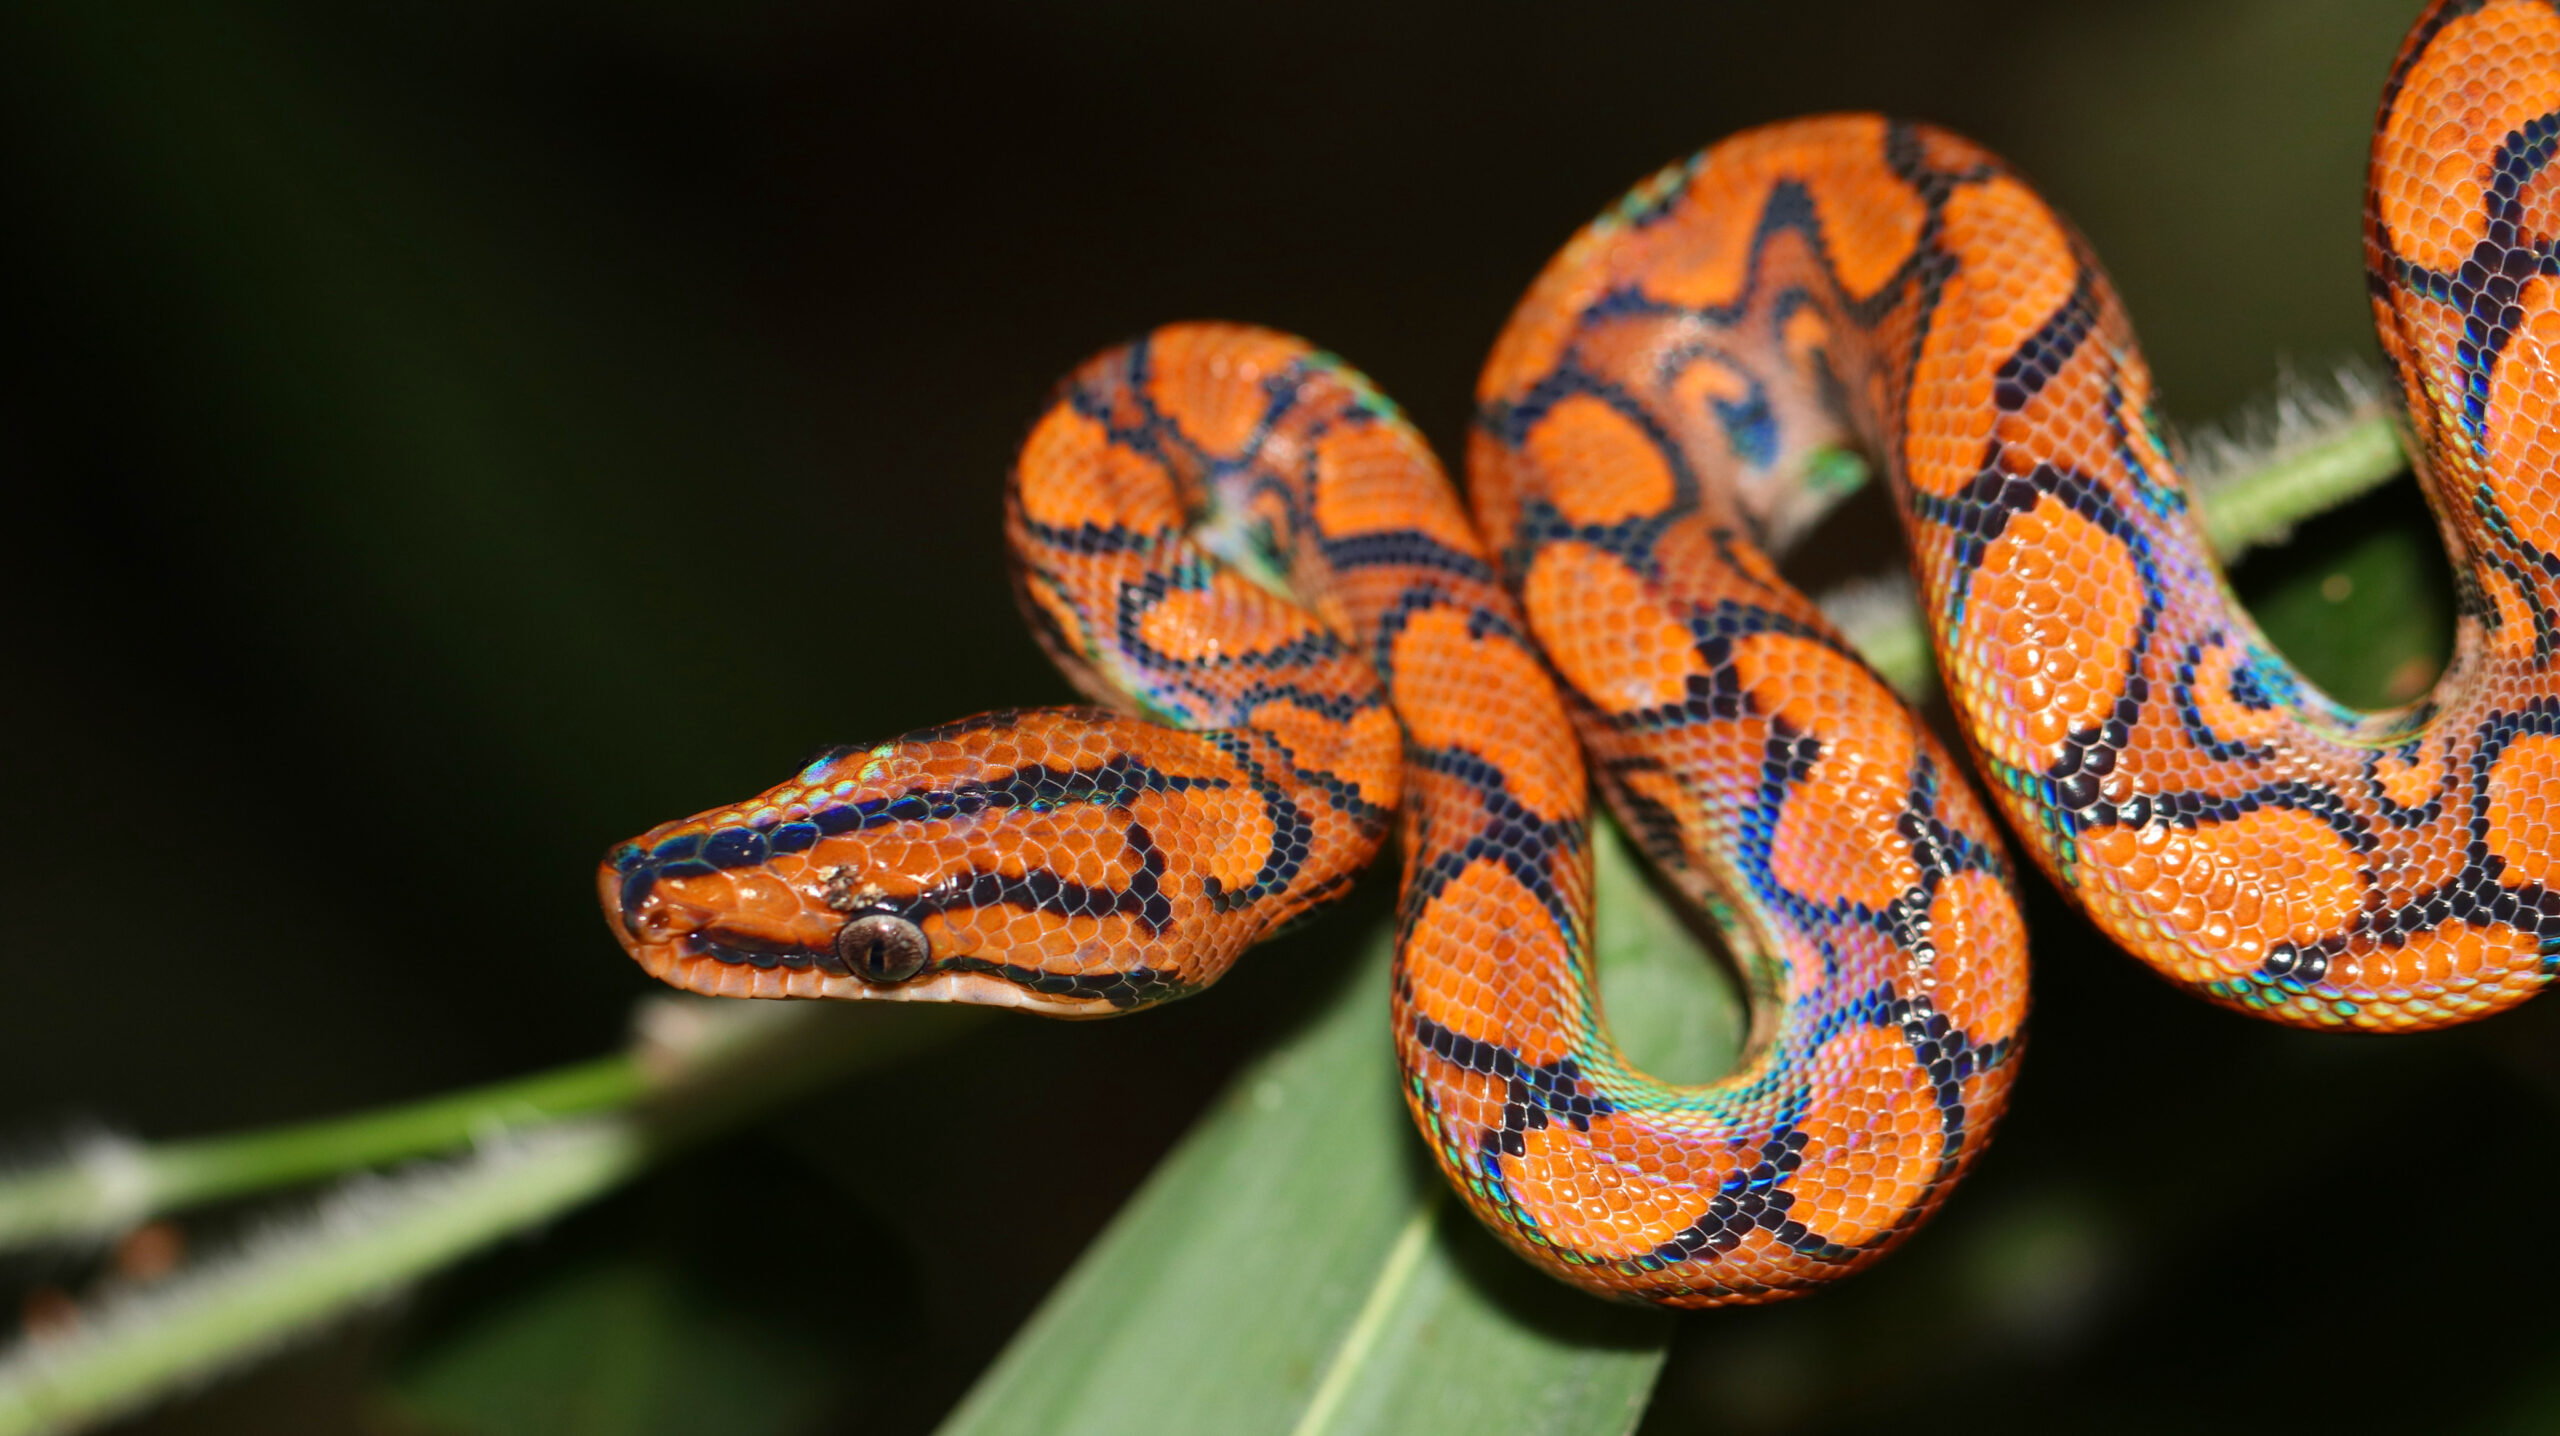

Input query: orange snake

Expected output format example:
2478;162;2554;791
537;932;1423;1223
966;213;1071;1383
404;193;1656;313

601;0;2560;1305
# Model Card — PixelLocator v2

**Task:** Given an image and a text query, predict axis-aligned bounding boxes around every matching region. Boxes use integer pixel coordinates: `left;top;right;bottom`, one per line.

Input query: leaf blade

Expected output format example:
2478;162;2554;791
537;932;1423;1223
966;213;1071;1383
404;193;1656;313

937;821;1729;1436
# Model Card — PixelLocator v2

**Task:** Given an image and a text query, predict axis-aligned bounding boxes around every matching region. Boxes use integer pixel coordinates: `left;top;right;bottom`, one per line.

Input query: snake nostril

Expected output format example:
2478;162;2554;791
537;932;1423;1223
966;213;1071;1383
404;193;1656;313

836;912;930;984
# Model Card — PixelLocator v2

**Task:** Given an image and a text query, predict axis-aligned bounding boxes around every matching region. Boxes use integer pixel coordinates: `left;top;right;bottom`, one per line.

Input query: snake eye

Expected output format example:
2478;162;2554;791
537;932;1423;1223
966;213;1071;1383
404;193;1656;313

835;912;930;984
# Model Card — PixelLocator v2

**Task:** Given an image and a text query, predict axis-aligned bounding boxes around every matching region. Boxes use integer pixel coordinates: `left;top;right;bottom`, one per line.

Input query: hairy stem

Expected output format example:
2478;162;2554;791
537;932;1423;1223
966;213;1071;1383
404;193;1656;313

0;1000;981;1435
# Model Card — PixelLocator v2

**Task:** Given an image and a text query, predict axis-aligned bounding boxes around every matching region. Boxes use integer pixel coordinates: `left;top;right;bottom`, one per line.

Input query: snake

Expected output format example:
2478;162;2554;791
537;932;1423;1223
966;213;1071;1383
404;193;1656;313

598;0;2560;1307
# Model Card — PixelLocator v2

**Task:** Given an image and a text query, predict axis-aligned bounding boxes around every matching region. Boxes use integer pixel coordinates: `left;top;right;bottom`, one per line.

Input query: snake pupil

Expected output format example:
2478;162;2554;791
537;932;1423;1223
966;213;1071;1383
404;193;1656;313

836;912;929;983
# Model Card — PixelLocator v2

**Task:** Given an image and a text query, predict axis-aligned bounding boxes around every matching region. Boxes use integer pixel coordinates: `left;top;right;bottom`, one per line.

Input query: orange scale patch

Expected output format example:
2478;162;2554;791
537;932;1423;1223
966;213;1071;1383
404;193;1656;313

1016;403;1187;534
1406;858;1581;1066
1310;422;1485;557
1905;175;2079;497
1389;606;1585;821
1990;335;2122;483
2379;0;2560;274
1915;126;1994;175
1733;632;1922;909
2373;740;2447;811
1192;787;1276;897
2190;638;2288;748
1508;1111;1746;1263
941;904;1117;971
1926;870;2028;1045
1522;540;1706;715
1639;165;1782;311
1526;393;1679;525
1248;697;1403;813
2330;923;2542;999
2486;732;2560;890
1716;528;1794;596
1019;570;1094;663
1144;326;1310;458
2485;272;2560;558
2483;563;2541;660
1953;496;2143;773
1122;717;1250;778
2523;146;2560;251
1134;574;1326;666
1613;766;1692;845
1782;1025;1941;1249
1414;1062;1519;1146
1640;516;1789;612
2370;294;2447;462
1645;117;1905;311
1781;305;1833;377
973;806;1142;889
2077;807;2366;979
1730;630;1904;740
1798;155;1925;300
1465;428;1531;558
1665;354;1755;456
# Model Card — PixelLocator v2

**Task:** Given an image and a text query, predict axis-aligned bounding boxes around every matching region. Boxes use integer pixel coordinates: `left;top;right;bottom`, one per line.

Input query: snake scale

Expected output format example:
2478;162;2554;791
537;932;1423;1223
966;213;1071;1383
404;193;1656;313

600;0;2560;1305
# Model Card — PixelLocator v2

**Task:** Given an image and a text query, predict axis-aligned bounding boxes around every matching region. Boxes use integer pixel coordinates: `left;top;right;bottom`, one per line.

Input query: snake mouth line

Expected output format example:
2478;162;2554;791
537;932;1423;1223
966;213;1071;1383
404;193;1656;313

669;929;1128;1016
684;928;841;975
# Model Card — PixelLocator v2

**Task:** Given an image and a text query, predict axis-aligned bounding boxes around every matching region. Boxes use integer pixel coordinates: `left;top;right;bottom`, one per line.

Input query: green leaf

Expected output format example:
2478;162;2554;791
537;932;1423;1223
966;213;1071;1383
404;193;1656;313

385;1258;834;1436
2242;516;2451;710
935;820;1737;1436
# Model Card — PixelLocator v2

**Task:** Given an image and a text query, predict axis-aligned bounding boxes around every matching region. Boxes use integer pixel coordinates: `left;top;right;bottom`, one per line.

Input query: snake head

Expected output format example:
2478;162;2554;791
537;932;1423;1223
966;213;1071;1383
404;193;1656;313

598;707;1369;1016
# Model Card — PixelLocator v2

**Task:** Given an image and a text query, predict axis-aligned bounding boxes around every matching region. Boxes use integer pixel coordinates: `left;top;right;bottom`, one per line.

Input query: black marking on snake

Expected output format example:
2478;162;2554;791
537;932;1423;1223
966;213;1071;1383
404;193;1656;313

934;955;1192;1009
2359;737;2450;830
1411;1016;1618;1160
2169;635;2281;764
1197;728;1319;912
900;815;1177;935
1399;745;1588;949
1992;272;2099;412
1620;989;2015;1274
1488;361;1705;515
1321;529;1502;585
1114;571;1353;685
2078;778;2380;855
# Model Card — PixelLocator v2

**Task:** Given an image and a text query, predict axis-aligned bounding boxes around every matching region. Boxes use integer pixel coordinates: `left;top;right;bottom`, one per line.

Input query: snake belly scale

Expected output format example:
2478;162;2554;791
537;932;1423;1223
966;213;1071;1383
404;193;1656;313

600;0;2560;1306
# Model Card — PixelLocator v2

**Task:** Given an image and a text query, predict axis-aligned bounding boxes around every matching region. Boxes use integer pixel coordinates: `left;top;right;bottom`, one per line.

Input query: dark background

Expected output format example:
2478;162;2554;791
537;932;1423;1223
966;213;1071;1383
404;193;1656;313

7;1;2554;1431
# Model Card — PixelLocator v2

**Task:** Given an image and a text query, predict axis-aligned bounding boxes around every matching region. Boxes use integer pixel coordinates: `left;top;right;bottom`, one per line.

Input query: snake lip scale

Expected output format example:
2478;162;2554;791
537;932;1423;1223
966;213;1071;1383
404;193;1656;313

600;0;2560;1305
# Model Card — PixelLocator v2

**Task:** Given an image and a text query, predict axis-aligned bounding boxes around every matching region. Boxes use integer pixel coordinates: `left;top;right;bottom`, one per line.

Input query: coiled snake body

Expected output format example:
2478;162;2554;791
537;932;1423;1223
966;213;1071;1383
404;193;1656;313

601;0;2560;1305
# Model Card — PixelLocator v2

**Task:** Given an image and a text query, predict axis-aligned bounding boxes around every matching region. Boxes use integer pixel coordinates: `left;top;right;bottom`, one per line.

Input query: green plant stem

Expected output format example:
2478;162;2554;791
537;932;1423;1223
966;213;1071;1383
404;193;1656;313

0;1000;983;1435
0;1123;646;1436
0;1059;643;1251
2196;412;2406;558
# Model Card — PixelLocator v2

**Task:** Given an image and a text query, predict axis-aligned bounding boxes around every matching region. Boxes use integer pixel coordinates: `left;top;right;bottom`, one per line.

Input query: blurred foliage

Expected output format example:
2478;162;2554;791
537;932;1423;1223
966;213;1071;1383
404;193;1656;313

6;0;2555;1433
390;1258;835;1436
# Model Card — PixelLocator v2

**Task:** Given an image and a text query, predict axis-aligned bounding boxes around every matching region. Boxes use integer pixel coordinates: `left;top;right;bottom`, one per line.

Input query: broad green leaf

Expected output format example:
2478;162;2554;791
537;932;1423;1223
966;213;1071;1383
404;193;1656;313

936;821;1738;1436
